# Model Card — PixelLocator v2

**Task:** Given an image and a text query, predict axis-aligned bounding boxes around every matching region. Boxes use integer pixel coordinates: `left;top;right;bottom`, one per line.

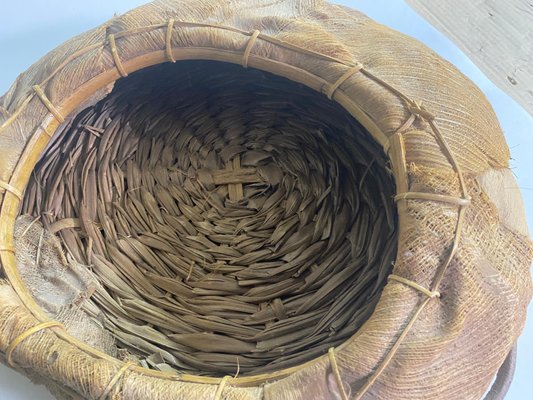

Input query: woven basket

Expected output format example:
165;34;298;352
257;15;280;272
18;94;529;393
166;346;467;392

0;1;531;399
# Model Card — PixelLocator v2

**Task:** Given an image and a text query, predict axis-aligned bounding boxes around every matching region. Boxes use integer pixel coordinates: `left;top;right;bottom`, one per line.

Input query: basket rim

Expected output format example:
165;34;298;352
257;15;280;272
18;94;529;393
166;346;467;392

0;16;470;397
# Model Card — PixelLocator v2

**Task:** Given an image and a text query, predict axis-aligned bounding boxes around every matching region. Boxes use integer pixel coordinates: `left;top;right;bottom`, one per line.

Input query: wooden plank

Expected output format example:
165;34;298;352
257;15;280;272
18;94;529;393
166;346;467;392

407;0;533;116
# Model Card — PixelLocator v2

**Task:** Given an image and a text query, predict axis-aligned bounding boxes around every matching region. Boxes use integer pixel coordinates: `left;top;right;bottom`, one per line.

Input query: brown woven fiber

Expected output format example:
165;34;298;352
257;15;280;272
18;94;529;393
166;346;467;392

21;61;398;376
0;0;531;399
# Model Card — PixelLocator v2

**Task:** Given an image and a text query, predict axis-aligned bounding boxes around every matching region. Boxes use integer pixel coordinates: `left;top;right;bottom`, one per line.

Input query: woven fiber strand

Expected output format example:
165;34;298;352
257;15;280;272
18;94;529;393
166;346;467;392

0;0;530;399
21;61;397;376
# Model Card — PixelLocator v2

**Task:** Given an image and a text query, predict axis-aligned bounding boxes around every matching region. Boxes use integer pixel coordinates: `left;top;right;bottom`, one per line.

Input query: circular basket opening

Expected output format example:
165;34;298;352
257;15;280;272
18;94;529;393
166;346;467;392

19;60;397;377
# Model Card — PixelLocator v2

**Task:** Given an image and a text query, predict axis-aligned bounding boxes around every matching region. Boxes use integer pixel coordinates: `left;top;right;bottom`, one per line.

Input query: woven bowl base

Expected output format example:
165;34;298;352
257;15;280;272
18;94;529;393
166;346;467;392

22;61;397;376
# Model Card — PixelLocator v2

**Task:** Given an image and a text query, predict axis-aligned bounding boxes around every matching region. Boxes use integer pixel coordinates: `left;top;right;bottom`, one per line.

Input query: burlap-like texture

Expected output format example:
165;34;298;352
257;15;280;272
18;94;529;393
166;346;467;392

0;0;531;399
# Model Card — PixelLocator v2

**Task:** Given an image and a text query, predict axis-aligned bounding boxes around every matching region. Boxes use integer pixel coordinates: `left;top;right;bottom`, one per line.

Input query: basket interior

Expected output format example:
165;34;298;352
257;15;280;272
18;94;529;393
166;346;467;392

19;61;398;376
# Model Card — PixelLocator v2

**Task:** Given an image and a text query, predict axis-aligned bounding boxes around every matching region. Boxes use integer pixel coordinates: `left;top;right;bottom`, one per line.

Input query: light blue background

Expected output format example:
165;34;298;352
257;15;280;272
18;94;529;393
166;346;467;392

0;1;531;399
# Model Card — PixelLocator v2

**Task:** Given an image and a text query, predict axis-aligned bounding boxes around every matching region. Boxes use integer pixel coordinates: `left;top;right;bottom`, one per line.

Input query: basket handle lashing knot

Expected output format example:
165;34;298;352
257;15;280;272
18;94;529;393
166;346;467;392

388;275;441;299
325;63;364;100
6;321;64;367
98;361;136;400
33;85;65;124
0;180;23;202
384;100;434;154
214;375;232;400
107;34;128;78
383;113;417;154
242;30;261;68
328;347;349;400
407;101;435;121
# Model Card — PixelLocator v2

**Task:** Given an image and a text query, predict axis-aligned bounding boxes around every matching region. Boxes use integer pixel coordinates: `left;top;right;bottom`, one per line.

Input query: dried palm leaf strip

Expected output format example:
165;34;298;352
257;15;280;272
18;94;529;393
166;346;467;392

22;61;397;376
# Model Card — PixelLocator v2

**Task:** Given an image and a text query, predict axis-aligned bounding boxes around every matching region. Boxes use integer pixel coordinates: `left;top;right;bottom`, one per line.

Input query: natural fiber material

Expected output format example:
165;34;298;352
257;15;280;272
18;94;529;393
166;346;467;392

0;0;531;399
21;61;397;376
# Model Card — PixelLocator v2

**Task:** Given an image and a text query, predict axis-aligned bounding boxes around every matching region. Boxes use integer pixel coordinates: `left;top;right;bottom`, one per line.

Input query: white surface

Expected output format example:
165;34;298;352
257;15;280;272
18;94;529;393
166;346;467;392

0;366;54;400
